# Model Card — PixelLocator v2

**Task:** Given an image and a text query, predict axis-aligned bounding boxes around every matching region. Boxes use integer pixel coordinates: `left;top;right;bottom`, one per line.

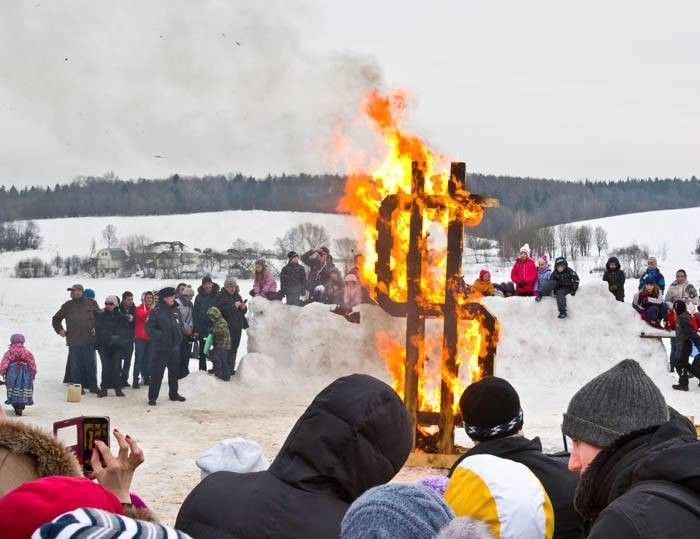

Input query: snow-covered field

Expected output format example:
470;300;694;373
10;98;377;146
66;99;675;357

2;206;700;525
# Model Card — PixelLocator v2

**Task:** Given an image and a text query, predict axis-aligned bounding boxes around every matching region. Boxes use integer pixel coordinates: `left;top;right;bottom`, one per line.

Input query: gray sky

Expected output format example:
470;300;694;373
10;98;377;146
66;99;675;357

1;0;698;187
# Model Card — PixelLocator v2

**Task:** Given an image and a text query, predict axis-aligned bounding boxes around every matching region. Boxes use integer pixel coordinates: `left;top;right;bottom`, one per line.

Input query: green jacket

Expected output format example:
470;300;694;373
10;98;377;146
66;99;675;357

207;307;231;350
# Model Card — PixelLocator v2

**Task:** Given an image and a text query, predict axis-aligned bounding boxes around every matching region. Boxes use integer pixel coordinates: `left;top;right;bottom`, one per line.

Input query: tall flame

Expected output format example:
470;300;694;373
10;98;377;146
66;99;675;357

337;89;493;413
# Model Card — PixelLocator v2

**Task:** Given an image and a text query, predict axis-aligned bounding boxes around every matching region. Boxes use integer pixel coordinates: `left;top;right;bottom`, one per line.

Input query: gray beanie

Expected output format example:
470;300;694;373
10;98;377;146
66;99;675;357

562;359;668;448
341;484;454;539
223;275;238;288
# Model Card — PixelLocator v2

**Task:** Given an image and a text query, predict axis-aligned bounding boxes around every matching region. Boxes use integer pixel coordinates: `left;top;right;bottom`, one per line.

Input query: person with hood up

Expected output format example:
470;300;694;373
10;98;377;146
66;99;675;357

602;256;626;302
0;334;37;416
251;258;278;299
632;282;668;328
206;306;231;381
563;359;700;537
535;257;579;319
193;276;220;371
670;300;700;391
534;256;552;295
280;251;307;306
638;256;665;292
302;246;336;301
449;377;583;538
132;291;154;388
176;374;413;538
145;287;186;405
214;275;248;375
510;244;537;296
95;295;131;398
196;437;269;480
472;269;494;296
177;285;195;379
343;273;363;309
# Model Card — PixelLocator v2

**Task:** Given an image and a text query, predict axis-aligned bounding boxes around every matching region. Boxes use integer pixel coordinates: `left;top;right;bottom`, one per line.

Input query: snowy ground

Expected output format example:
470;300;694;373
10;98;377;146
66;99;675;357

2;206;700;525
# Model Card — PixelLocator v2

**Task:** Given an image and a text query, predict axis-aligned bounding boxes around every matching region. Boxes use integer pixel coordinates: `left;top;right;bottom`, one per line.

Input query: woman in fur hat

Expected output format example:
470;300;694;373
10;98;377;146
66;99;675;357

0;334;36;416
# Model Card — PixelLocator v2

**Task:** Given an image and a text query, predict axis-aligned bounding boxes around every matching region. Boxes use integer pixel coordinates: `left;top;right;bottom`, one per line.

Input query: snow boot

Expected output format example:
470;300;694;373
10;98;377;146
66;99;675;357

558;312;567;319
115;388;125;397
148;400;156;406
535;295;542;303
672;383;689;391
132;381;140;389
169;394;186;402
97;389;108;398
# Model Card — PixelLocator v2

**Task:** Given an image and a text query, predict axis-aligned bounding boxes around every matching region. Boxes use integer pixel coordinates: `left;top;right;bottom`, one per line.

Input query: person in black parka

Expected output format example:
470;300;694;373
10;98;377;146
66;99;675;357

671;300;700;391
176;374;413;539
280;251;307;306
193;276;220;371
450;377;583;539
214;276;248;375
536;256;579;319
95;295;132;397
602;256;625;302
302;246;336;301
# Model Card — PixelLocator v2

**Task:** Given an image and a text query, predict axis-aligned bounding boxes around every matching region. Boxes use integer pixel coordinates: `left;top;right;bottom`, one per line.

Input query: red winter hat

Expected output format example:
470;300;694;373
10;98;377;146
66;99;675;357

479;269;491;281
0;476;124;539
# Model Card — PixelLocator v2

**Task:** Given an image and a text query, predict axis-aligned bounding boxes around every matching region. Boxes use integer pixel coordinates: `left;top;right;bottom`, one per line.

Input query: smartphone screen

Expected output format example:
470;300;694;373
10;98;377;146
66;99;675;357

82;416;110;473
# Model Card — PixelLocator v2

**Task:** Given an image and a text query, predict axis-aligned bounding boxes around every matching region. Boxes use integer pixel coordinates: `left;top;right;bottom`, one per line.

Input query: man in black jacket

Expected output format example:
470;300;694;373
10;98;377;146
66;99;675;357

193;276;220;371
118;291;136;387
176;374;413;539
280;251;307;306
563;359;700;536
302;246;335;302
145;287;185;406
95;295;131;398
602;256;625;302
536;256;579;319
450;377;583;539
671;300;700;391
214;276;248;374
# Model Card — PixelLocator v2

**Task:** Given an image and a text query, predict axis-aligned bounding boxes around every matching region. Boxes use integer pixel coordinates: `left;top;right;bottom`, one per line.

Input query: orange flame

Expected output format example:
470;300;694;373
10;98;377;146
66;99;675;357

337;89;496;414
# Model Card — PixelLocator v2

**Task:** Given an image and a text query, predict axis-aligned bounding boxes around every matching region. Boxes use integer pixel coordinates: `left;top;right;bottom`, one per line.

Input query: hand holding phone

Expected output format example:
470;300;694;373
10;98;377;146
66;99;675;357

91;429;144;504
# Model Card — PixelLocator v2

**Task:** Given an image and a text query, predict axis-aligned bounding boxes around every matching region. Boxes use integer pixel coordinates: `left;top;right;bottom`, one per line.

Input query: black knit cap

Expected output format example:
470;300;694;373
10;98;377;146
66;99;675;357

159;287;176;298
201;275;213;285
460;376;524;441
287;251;299;260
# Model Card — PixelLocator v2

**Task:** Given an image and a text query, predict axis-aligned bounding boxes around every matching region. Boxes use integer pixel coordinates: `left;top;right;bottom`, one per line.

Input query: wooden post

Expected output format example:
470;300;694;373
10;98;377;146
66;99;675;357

438;162;466;454
405;162;426;446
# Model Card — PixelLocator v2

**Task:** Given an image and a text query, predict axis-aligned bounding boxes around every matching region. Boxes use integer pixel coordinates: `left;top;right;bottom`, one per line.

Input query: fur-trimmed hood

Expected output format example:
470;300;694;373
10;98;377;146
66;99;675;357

197;282;220;296
0;419;82;496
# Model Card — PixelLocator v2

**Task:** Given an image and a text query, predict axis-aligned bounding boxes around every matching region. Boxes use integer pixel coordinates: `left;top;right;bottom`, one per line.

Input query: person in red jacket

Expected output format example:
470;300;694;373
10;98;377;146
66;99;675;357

510;244;538;296
132;291;154;388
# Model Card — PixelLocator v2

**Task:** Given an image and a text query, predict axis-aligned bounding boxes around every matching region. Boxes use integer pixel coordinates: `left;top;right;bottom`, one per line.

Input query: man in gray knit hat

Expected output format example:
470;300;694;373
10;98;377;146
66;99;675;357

562;359;700;537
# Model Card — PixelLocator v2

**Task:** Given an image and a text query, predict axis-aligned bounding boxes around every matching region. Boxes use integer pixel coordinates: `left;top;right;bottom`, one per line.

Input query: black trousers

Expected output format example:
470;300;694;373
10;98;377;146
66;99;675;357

99;346;122;390
539;281;571;314
197;336;208;371
149;346;180;402
675;342;700;387
228;326;243;373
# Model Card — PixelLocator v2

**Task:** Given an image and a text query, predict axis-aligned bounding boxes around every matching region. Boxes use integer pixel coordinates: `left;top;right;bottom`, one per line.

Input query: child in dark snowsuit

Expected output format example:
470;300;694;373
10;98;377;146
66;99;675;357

535;257;579;319
602;256;626;302
671;300;700;392
207;307;232;381
0;334;37;416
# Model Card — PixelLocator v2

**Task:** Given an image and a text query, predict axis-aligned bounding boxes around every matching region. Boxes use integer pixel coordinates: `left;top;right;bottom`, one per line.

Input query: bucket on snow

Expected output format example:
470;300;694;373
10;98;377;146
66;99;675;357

66;384;82;403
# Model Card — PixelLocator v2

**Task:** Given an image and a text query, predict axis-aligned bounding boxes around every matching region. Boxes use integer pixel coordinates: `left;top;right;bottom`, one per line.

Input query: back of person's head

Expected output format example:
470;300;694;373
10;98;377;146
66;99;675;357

270;374;412;504
9;334;25;346
437;517;492;539
196;438;269;480
459;377;523;442
445;454;554;538
0;476;123;539
341;483;454;539
674;300;687;314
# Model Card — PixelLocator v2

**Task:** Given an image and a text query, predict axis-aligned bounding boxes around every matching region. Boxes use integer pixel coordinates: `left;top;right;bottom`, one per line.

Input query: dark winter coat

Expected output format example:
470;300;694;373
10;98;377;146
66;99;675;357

639;267;666;292
118;303;135;339
95;309;132;353
550;262;580;293
575;415;700;537
214;289;248;333
674;311;700;360
280;262;307;299
324;277;345;305
145;300;184;351
51;297;101;346
193;283;220;336
302;250;336;293
175;374;413;539
602;257;626;293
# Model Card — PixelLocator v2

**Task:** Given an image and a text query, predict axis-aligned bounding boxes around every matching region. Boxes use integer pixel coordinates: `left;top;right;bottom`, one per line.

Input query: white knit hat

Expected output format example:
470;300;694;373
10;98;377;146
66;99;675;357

196;438;269;480
519;244;531;256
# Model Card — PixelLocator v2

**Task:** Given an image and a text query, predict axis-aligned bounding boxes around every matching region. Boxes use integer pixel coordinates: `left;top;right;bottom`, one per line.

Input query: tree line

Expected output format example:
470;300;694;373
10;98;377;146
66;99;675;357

2;172;700;241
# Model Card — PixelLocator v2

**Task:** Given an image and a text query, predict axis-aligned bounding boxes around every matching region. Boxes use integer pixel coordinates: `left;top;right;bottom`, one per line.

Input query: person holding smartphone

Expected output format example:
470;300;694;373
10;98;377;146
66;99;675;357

214;276;248;376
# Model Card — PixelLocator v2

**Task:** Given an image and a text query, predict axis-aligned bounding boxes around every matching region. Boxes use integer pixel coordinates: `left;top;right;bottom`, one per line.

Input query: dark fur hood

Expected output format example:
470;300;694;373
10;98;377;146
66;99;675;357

197;282;220;296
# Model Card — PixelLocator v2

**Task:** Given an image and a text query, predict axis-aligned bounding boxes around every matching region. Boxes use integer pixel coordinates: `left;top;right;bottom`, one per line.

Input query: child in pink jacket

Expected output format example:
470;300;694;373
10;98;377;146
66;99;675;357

0;334;37;416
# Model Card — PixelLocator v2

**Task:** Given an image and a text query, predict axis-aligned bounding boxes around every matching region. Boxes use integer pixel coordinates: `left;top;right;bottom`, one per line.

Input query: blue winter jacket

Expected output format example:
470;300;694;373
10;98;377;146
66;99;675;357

535;266;552;293
639;268;666;293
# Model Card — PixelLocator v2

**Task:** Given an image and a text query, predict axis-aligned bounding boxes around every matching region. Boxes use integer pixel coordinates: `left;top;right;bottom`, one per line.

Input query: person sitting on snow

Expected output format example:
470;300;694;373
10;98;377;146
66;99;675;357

472;269;494;296
638;257;665;293
510;244;537;296
671;300;700;392
534;256;552;296
535;257;579;319
633;282;668;328
602;256;626;302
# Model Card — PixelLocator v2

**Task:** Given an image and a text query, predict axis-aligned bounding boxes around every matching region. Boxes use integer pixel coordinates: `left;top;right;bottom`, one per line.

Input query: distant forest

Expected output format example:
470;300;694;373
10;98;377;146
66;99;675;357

2;172;700;241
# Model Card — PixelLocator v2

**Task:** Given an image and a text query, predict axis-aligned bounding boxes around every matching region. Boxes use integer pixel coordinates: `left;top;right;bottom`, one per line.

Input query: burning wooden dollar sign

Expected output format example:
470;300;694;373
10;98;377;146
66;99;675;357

375;161;499;455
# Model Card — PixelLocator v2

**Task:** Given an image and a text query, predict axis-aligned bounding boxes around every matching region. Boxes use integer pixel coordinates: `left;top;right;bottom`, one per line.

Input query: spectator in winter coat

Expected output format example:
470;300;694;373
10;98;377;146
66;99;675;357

602;256;626;302
193;276;220;371
177;286;195;379
671;300;700;392
52;284;100;393
343;273;363;309
280;251;307;306
638;257;665;292
0;334;37;416
633;282;668;327
95;295;130;398
176;374;413;539
214;276;248;375
665;269;698;307
450;377;583;539
251;259;278;299
118;291;136;388
207;307;231;381
510;244;537;296
536;257;579;319
325;268;345;305
563;359;700;537
534;256;552;295
472;269;494;296
132;291;154;388
145;287;186;405
302;246;336;300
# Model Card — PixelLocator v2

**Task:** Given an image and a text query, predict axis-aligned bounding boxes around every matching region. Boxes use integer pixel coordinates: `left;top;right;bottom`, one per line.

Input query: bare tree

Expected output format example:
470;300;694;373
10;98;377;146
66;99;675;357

594;226;608;256
556;224;569;258
615;244;649;278
275;223;330;256
122;234;153;271
101;224;118;248
535;227;556;258
574;225;592;257
334;237;359;266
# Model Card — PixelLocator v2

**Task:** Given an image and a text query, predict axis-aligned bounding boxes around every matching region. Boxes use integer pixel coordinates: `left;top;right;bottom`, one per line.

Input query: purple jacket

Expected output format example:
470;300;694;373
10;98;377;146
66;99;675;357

253;271;278;299
535;266;552;293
